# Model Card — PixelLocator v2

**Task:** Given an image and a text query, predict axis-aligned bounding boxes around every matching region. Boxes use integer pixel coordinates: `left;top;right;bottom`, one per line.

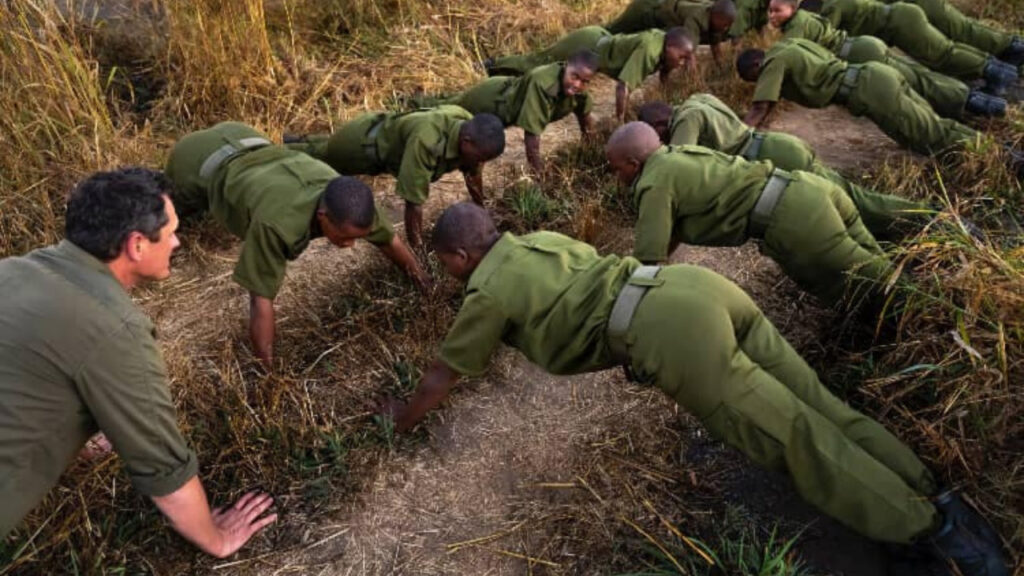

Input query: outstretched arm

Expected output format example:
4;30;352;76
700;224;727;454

151;476;277;558
743;101;774;128
376;235;430;291
615;82;629;123
387;359;461;433
404;201;424;248
577;111;596;136
463;165;485;205
249;293;275;368
710;41;723;67
525;133;544;175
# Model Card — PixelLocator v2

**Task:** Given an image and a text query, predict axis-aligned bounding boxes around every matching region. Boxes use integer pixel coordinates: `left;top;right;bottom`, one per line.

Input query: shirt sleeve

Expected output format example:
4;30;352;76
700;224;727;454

752;59;785;103
233;221;290;299
515;77;555;136
364;204;396;246
75;323;198;497
632;187;677;263
438;290;508;376
617;41;659;89
669;110;703;146
394;134;437;204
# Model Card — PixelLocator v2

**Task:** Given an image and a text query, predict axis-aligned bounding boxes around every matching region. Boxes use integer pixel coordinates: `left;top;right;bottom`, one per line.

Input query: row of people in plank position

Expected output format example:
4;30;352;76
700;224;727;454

1;0;1019;573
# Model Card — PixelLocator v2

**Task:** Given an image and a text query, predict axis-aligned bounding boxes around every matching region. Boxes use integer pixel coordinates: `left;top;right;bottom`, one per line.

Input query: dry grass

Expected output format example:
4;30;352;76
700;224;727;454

1;0;1023;574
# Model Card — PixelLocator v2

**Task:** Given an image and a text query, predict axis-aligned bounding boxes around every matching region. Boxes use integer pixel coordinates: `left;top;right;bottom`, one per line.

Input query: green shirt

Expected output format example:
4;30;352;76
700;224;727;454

596;29;666;89
729;0;769;38
0;241;198;536
438;232;639;376
166;122;395;299
781;8;849;52
668;93;754;153
752;38;847;107
822;0;889;36
368;105;472;205
657;0;714;44
453;63;594;136
630;146;769;262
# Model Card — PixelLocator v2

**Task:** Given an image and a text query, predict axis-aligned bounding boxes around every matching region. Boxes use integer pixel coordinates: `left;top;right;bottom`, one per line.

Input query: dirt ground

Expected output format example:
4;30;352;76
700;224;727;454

143;77;930;576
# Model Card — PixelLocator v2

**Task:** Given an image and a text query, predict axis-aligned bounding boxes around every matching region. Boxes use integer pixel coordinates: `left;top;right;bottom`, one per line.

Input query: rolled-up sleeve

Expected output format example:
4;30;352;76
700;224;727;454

75;322;197;497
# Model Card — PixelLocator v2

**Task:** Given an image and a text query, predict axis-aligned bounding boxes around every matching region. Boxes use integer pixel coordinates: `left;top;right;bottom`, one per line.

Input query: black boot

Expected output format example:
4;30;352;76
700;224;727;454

999;36;1024;67
282;133;307;144
983;58;1018;96
965;90;1007;117
928;491;1009;576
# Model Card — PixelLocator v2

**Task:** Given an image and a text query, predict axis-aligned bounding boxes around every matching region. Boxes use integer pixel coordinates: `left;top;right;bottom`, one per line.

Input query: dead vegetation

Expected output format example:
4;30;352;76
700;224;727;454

1;0;1023;574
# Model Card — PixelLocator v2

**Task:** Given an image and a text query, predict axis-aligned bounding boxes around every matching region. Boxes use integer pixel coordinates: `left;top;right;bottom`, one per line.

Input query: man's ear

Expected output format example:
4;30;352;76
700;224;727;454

123;231;146;263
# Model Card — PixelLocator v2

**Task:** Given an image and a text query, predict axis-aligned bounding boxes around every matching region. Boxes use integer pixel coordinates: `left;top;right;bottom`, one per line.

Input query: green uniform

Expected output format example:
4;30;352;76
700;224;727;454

729;0;770;39
489;27;665;90
822;0;990;80
754;39;979;156
606;0;716;44
0;241;199;536
287;106;472;207
630;145;892;305
668;93;930;239
879;0;1014;56
166;122;395;299
448;63;593;136
781;9;971;119
439;231;938;543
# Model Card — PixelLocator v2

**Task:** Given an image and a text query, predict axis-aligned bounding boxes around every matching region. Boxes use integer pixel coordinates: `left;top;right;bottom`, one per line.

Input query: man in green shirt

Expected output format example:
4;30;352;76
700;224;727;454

736;38;1024;177
637;96;931;240
446;53;597;175
818;0;1019;94
606;122;891;306
875;0;1023;64
166;122;429;367
605;0;737;66
383;202;1009;576
485;27;696;122
769;0;1008;118
284;106;506;247
0;168;276;556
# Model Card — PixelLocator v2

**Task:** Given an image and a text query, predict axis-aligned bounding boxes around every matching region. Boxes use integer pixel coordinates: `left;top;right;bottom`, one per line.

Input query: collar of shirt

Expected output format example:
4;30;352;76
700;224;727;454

54;240;153;330
535;63;566;99
466;232;517;292
443;120;463;164
631;145;669;196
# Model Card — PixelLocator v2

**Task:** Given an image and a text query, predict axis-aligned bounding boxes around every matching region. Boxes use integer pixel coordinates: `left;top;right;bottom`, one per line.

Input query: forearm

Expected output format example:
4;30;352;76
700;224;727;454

615;82;628;122
151;476;226;557
743;102;773;128
577;112;595;136
404;201;424;247
464;169;485;205
394;360;460;433
249;294;275;367
377;235;428;287
525;133;543;175
711;42;722;65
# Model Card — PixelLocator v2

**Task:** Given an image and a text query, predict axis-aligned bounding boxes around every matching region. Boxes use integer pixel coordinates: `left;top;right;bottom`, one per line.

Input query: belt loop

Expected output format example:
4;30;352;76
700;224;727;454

607;265;662;364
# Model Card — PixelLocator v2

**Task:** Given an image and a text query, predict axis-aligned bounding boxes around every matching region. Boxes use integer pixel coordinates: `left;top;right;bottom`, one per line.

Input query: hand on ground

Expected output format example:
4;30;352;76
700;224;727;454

211;491;278;558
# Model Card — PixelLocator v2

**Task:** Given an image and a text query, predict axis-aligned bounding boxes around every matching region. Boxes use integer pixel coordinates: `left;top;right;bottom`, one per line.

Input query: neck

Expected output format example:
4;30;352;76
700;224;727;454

105;258;136;291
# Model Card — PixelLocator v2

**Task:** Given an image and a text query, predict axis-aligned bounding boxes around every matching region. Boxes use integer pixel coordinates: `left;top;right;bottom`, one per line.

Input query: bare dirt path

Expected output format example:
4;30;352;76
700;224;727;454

220;86;911;575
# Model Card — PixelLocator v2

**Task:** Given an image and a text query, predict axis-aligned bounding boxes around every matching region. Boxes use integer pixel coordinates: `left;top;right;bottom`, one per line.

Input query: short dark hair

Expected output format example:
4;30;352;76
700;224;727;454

568;49;600;72
637;101;674;127
431;202;499;254
65;167;171;262
461;113;507;159
800;0;824;12
736;48;765;81
321;176;376;229
664;26;694;49
712;0;737;18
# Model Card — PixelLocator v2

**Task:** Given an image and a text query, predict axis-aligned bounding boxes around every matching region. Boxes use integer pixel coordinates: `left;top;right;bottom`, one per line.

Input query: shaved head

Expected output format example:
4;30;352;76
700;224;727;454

606;122;662;164
664;27;696;50
431;202;500;255
712;0;737;18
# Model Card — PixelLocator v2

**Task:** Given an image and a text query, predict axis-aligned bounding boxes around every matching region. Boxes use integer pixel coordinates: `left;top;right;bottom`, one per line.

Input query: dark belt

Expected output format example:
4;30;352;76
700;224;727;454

362;118;385;164
741;132;766;161
749;169;792;239
198;137;271;180
606;265;662;364
834;65;862;104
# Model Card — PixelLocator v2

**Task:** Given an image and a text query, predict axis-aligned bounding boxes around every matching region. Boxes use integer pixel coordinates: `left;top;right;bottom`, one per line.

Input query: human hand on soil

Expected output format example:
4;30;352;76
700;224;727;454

210;491;278;558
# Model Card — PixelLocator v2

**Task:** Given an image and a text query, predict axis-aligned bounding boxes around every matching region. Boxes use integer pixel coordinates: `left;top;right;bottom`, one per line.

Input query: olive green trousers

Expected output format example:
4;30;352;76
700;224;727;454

626;265;939;543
